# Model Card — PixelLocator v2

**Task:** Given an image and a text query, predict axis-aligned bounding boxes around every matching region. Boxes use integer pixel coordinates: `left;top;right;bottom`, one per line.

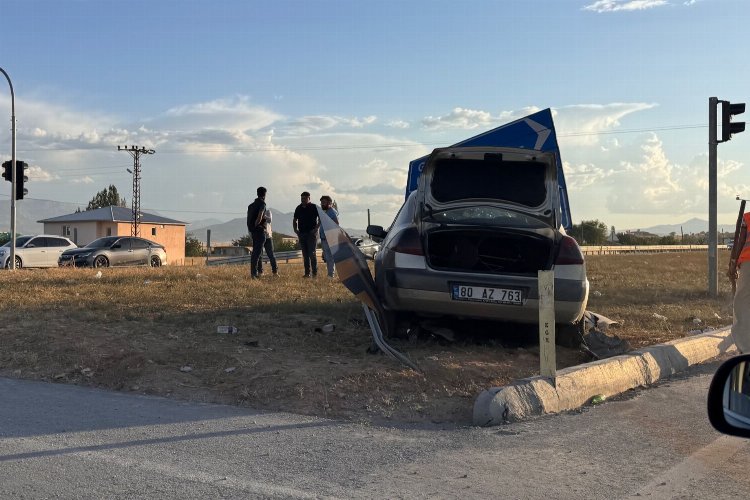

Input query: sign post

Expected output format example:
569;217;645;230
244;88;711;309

538;270;556;381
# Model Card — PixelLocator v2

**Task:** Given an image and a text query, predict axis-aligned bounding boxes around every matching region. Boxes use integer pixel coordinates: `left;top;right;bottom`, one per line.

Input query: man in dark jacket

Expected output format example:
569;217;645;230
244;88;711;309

293;191;319;278
247;186;267;279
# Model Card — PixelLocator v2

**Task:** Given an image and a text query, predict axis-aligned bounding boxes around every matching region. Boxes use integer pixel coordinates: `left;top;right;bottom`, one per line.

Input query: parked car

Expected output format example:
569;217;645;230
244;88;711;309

367;146;589;336
0;235;77;268
353;237;380;260
59;236;167;268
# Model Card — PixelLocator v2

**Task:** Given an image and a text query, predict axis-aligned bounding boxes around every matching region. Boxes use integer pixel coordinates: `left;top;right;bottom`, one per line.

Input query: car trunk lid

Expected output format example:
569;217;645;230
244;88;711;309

418;146;559;228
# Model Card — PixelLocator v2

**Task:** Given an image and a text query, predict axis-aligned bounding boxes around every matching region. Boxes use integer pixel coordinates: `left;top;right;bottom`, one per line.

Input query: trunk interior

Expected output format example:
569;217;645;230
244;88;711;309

426;228;555;275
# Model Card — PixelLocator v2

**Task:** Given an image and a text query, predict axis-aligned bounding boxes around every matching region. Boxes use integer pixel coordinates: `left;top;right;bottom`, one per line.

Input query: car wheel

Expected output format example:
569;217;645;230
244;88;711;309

6;256;22;269
93;255;109;268
150;255;161;267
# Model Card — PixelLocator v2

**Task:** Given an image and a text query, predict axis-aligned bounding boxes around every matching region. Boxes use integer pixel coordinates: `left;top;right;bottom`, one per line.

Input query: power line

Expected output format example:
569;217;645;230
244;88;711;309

6;122;712;155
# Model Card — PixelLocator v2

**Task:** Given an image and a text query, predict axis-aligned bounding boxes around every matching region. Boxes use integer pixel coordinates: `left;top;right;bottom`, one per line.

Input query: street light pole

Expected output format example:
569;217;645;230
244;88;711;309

0;67;17;270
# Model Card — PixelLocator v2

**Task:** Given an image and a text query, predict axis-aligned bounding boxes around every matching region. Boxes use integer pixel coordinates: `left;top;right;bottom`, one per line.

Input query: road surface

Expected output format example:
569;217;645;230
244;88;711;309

1;360;748;499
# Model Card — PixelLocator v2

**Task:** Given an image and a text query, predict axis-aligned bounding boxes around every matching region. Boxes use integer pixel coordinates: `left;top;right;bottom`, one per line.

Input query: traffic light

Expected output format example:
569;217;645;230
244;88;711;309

1;161;10;183
721;100;746;142
15;161;28;200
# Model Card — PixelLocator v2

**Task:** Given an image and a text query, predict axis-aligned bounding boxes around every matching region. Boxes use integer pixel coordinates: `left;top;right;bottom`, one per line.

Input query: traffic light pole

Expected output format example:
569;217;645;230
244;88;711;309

0;67;17;271
708;97;719;297
709;96;746;297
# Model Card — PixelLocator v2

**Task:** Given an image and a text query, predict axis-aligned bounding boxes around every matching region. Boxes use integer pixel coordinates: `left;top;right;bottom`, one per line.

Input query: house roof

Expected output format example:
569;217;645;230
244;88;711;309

38;206;186;225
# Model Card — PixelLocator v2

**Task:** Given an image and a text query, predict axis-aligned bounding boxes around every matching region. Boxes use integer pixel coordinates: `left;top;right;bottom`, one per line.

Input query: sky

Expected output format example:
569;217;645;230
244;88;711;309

1;0;749;233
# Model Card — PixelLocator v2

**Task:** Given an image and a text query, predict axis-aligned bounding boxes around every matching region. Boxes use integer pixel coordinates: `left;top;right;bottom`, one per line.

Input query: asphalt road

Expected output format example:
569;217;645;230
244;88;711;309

1;360;749;499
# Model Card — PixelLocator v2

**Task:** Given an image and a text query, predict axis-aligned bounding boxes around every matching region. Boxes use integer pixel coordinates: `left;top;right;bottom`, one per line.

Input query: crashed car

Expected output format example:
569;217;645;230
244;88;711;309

367;146;589;336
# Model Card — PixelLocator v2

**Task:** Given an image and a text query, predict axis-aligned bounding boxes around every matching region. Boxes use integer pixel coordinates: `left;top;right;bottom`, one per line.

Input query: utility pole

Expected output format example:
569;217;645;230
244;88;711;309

709;97;746;297
117;145;155;237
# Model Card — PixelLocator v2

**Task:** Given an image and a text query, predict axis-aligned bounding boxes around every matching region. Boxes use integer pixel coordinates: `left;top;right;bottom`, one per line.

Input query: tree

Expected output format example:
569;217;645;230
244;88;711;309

232;232;298;251
570;220;608;245
232;234;253;247
86;185;127;210
185;234;206;257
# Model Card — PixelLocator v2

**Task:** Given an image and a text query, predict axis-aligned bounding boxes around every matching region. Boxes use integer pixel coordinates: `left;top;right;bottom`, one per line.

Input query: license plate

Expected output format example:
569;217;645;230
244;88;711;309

451;284;523;305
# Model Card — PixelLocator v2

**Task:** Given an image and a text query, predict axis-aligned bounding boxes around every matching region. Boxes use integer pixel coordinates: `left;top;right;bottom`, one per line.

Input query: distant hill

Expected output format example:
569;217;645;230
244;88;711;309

189;207;364;244
0;199;82;234
638;218;736;236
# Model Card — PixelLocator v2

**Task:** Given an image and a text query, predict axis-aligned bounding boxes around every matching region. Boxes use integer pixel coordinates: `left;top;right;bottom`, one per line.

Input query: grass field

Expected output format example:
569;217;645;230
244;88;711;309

0;251;735;425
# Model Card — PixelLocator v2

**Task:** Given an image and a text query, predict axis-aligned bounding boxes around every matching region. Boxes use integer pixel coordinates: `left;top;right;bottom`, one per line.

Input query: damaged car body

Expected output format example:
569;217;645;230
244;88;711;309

368;146;589;337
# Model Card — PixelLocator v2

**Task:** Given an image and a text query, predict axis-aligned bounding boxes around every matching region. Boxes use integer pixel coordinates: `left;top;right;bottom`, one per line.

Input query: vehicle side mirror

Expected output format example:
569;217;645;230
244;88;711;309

707;354;750;439
366;225;387;242
26;243;35;248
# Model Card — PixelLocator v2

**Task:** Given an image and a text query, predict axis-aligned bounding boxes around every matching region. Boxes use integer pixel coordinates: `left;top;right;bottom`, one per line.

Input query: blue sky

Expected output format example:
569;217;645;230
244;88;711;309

1;0;749;232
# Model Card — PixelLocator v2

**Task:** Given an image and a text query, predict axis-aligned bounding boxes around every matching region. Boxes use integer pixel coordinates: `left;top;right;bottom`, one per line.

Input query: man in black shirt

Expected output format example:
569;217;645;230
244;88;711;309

293;191;319;277
247;186;267;279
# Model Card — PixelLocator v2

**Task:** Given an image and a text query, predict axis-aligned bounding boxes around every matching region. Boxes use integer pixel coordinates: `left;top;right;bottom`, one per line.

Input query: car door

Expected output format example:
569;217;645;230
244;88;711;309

21;237;47;267
130;238;150;265
108;237;132;266
44;237;70;267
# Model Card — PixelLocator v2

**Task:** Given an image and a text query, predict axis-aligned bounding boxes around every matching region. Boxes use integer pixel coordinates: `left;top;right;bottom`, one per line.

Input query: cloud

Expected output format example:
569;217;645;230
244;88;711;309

70;176;94;184
421;106;540;131
284;115;377;135
386;120;410;129
555;102;657;147
583;0;669;13
160;95;282;132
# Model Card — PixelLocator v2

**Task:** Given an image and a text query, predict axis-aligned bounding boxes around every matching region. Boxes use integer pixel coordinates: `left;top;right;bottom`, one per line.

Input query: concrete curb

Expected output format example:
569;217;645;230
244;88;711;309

473;326;736;426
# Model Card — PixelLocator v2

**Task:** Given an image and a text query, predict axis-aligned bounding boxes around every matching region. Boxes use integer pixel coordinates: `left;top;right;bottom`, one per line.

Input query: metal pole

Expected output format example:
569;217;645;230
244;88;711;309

708;97;718;297
0;67;16;270
118;145;154;238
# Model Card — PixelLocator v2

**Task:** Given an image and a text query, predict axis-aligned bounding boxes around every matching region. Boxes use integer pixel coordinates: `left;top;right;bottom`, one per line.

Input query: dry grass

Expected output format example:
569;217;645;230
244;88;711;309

0;251;734;425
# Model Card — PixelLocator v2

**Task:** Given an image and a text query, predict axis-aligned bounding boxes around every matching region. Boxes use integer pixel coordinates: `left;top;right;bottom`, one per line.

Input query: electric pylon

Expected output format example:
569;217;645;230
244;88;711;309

117;145;155;237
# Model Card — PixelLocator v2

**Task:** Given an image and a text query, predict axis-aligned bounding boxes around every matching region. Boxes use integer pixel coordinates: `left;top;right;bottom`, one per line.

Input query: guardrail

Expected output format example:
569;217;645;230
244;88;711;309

206;250;304;266
580;244;716;255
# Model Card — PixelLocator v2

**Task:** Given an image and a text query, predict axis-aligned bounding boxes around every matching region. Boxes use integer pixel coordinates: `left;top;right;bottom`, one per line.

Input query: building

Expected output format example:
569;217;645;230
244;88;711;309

39;206;187;264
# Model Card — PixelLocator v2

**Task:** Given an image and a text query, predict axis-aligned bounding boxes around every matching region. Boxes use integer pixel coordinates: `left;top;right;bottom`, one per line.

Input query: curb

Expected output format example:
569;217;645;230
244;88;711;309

473;326;736;426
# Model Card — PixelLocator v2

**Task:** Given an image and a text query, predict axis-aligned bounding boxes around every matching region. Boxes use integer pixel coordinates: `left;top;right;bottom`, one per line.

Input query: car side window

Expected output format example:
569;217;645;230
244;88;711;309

27;237;45;248
48;238;69;247
114;238;130;250
131;239;149;250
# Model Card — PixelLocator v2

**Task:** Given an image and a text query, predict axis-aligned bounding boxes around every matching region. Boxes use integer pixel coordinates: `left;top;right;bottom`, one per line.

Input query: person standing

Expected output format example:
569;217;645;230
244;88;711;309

293;191;319;278
257;208;279;276
729;211;750;353
319;195;339;278
246;186;267;279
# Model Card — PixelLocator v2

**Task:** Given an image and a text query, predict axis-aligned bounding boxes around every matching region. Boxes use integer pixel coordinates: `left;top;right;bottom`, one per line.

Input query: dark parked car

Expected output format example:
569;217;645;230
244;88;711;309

367;146;589;335
59;236;167;268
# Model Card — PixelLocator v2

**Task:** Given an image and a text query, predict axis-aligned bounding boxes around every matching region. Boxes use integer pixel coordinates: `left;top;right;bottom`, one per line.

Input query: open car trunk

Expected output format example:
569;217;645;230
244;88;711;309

426;228;556;275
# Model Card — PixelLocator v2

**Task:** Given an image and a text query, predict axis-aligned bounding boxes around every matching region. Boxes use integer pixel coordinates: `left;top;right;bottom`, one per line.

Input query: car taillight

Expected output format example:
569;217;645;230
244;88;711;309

555;235;584;265
391;227;424;256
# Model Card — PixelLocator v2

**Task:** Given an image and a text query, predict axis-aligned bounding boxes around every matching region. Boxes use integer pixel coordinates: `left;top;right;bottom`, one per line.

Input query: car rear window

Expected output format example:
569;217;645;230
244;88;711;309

430;158;547;206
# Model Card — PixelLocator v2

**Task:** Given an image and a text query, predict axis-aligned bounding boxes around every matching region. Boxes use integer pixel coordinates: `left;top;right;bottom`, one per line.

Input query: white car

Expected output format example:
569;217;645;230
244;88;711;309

0;235;78;268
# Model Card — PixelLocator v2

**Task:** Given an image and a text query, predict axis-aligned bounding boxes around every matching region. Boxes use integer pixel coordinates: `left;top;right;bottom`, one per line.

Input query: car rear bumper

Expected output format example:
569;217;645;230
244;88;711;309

380;268;589;324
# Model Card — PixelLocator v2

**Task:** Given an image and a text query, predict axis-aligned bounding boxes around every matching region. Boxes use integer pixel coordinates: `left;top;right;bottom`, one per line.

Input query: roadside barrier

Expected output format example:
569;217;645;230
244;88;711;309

580;244;715;255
